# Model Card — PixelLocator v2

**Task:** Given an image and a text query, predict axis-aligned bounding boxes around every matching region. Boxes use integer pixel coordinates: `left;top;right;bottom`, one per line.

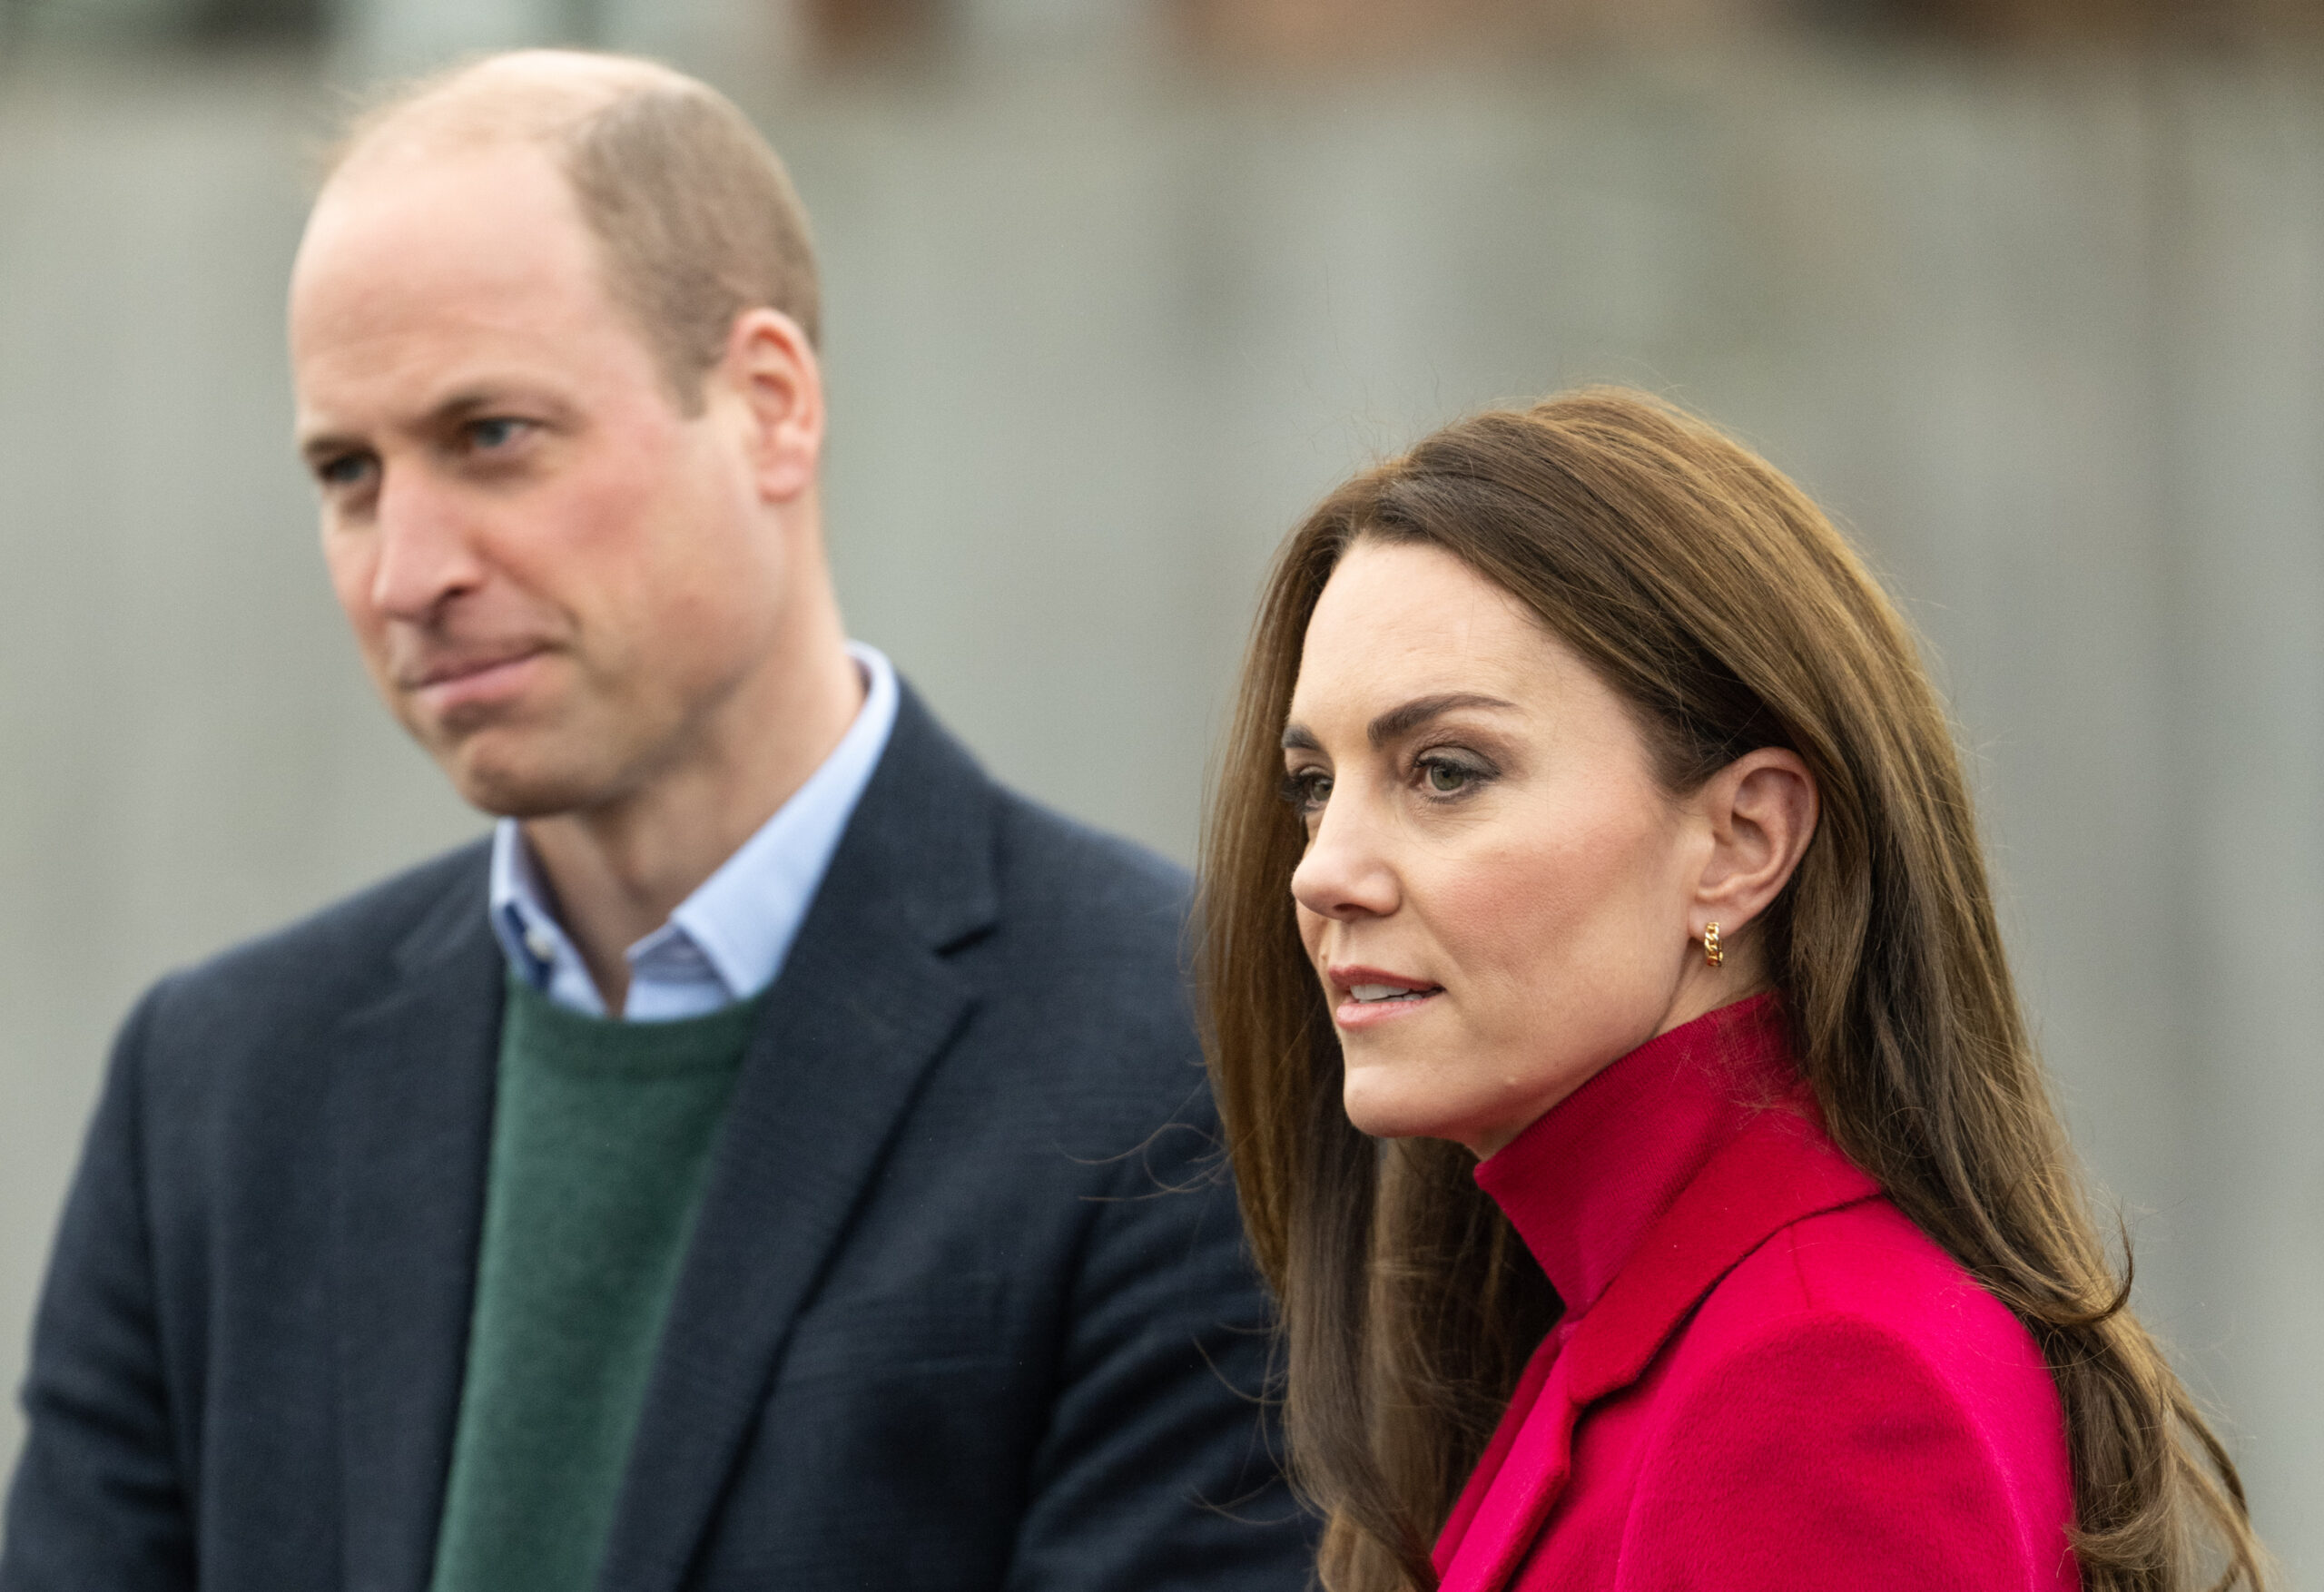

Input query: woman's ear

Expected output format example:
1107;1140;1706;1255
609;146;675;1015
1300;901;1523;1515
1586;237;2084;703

1690;748;1818;938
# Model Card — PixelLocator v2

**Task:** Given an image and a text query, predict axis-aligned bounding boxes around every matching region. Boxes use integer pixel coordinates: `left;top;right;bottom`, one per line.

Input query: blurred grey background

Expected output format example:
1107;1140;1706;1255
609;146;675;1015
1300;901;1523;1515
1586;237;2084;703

2;0;2319;1576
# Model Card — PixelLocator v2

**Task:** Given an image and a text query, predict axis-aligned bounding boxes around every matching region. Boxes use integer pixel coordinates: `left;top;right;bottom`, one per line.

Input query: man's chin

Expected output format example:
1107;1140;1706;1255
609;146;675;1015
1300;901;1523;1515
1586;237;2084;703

431;741;608;821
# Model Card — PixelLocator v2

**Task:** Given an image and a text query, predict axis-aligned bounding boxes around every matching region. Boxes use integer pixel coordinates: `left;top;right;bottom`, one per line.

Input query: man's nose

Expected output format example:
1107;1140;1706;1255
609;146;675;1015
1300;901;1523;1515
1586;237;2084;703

369;468;486;623
1289;797;1400;922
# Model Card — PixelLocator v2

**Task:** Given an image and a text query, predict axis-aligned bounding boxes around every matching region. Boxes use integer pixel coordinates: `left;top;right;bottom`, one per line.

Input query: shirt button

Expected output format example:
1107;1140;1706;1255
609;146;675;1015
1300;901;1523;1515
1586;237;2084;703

523;926;558;964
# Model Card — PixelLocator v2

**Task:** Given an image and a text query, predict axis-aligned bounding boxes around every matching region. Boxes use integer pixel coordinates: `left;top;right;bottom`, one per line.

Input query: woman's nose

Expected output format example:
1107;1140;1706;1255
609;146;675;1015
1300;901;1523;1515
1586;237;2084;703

1290;801;1400;921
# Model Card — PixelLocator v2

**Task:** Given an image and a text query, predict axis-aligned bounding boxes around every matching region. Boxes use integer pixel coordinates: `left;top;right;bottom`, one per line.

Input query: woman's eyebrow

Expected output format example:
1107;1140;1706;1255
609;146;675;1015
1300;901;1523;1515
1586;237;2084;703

1280;723;1322;753
1366;693;1517;747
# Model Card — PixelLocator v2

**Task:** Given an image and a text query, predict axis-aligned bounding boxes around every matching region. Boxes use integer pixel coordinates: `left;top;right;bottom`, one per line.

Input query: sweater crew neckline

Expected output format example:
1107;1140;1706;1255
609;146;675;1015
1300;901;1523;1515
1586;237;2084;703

499;971;765;1076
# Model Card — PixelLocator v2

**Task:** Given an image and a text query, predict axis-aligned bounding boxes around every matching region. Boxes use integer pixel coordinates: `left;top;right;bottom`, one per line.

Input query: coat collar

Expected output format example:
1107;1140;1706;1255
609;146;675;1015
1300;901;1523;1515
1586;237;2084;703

1433;999;1882;1592
1473;996;1801;1316
327;683;1003;1592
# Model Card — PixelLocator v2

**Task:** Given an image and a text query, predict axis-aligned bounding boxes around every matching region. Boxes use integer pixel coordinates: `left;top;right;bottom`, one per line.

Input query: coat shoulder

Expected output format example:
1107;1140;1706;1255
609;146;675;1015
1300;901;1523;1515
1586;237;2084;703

1699;1198;2051;1399
1618;1199;2077;1590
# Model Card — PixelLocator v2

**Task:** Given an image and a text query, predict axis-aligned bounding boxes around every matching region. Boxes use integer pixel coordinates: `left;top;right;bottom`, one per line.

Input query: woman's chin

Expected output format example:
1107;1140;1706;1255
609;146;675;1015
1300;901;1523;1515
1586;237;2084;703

1341;1062;1577;1156
1342;1074;1493;1149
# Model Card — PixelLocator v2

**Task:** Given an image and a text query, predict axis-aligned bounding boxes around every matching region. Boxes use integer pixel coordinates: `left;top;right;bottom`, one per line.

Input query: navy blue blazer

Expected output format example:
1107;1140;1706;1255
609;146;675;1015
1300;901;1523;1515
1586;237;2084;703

2;686;1311;1591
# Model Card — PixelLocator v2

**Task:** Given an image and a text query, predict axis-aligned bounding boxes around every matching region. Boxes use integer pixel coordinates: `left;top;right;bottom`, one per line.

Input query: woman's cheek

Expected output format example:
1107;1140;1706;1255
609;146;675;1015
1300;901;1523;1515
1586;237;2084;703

1441;842;1588;978
1451;835;1659;1055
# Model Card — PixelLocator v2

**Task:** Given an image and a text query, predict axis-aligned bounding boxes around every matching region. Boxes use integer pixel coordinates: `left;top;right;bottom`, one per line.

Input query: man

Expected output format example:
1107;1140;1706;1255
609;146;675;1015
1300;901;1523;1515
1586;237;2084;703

1;51;1306;1592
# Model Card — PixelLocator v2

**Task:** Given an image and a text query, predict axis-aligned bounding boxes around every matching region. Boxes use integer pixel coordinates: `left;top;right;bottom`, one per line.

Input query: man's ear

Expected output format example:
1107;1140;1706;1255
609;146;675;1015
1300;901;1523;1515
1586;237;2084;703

1689;747;1818;940
714;307;822;504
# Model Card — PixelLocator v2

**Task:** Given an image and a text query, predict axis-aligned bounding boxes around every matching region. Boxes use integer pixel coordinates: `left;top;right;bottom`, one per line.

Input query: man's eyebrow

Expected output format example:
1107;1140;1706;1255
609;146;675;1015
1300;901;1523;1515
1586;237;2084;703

1365;693;1517;748
428;387;521;422
297;384;563;460
297;427;362;466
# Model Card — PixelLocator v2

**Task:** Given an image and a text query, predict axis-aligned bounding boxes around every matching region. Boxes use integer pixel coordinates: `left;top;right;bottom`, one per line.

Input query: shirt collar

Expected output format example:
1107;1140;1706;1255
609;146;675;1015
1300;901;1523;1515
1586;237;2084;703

487;641;901;1020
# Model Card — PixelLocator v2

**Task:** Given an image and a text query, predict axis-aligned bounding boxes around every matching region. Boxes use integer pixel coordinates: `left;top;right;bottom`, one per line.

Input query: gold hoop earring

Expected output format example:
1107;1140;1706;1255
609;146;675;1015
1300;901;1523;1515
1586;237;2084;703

1701;922;1723;968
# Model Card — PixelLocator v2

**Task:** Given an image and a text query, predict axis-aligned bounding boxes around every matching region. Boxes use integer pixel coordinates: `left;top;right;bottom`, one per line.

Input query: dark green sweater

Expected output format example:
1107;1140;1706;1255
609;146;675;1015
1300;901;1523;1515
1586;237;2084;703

427;976;761;1592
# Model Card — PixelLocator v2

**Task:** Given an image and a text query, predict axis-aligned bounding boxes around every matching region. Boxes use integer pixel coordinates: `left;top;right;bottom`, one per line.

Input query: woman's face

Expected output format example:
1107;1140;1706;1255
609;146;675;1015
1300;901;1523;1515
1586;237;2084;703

1284;537;1732;1156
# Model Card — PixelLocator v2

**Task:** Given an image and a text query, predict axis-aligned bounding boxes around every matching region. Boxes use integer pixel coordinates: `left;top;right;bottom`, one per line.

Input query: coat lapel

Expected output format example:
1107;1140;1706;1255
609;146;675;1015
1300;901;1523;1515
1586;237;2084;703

1439;1115;1882;1592
593;689;1001;1592
329;850;506;1592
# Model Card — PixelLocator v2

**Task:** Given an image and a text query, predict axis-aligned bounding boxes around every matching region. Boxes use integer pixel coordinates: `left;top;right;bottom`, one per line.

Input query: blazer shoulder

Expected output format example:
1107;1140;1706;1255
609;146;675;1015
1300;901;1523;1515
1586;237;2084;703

134;836;491;1044
848;682;1188;957
931;790;1206;1135
987;786;1192;947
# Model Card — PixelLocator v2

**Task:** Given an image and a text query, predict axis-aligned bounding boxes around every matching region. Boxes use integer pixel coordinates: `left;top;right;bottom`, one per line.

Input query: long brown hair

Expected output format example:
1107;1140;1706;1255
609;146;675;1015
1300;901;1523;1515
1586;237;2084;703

1200;388;2264;1592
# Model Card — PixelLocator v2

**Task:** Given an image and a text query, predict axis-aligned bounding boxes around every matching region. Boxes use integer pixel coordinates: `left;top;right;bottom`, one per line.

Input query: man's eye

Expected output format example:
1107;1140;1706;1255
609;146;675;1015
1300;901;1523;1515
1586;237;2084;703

468;418;528;450
317;454;374;489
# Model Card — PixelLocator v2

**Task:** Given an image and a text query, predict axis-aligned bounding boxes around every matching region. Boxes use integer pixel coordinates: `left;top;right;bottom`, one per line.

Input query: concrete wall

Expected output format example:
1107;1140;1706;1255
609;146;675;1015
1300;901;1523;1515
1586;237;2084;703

1;44;2317;1577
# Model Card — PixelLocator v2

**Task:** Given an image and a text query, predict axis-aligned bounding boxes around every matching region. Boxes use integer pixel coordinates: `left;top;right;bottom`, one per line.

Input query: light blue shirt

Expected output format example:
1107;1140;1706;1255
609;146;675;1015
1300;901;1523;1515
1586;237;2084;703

488;642;900;1022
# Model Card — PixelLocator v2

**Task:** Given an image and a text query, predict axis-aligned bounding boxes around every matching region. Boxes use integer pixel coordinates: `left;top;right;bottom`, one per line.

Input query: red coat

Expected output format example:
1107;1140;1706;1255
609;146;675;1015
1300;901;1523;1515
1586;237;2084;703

1433;997;2081;1591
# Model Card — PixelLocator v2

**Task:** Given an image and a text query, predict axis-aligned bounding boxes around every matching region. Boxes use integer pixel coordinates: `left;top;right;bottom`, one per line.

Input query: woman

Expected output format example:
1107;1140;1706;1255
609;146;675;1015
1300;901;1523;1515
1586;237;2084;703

1201;388;2264;1592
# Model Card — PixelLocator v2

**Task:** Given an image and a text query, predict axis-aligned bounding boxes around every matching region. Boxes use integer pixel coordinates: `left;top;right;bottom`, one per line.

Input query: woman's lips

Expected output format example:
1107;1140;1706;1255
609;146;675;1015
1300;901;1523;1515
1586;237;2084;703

1327;966;1444;1030
1334;987;1442;1029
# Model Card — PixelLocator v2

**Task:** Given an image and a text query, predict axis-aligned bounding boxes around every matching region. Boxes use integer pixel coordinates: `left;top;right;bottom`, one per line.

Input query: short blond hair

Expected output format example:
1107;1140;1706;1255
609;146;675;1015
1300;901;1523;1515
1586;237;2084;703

328;51;821;409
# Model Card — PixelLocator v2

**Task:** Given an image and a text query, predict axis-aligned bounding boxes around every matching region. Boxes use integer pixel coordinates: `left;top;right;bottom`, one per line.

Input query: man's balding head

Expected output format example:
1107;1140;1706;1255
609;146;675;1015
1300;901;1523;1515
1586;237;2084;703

292;47;842;828
326;50;820;408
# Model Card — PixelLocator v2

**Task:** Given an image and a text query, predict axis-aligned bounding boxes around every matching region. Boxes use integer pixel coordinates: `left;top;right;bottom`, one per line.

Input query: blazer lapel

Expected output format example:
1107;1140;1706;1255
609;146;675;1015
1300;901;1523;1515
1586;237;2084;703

594;689;1000;1592
1440;1115;1882;1592
329;852;506;1592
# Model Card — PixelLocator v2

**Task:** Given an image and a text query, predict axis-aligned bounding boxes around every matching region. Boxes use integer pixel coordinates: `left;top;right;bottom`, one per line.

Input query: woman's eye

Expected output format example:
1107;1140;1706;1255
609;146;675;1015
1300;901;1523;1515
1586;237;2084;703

1419;757;1482;796
1281;770;1332;814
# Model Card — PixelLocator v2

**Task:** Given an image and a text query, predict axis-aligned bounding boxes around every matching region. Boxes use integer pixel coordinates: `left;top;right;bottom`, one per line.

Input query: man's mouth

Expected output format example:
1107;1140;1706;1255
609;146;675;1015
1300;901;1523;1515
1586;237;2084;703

401;646;545;692
396;646;553;720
